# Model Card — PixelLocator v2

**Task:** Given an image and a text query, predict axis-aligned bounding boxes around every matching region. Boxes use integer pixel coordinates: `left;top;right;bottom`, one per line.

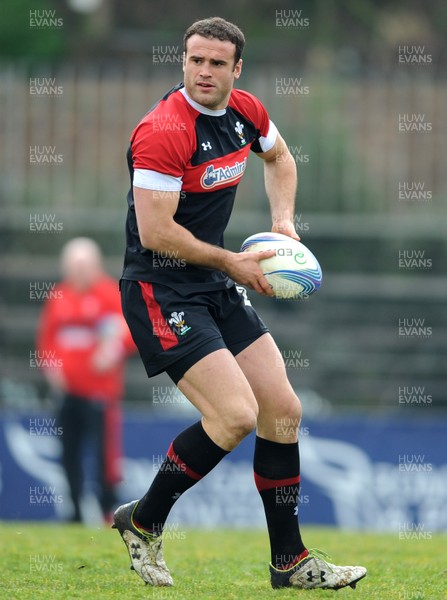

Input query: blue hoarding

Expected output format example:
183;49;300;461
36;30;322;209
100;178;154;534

0;412;445;532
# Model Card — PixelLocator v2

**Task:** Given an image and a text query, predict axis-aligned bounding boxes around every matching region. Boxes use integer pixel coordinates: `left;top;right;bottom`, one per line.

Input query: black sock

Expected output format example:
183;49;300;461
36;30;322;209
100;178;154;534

254;435;306;569
134;421;228;534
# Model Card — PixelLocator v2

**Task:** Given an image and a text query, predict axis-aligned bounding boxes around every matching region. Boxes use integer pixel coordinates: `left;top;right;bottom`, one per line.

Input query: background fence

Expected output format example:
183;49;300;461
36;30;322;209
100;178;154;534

1;61;446;411
1;65;446;222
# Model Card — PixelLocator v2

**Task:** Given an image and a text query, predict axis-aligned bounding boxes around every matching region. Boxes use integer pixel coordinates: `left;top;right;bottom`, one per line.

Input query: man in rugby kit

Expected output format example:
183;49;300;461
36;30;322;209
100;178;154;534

113;17;366;591
38;238;135;523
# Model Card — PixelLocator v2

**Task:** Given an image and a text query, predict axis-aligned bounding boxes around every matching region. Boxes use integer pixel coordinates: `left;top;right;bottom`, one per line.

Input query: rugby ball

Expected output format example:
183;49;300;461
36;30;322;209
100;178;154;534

240;232;322;299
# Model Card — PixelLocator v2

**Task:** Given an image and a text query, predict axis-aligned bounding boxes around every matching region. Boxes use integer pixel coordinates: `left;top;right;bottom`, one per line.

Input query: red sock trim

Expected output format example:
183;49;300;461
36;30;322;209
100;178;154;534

167;442;202;481
280;549;309;570
254;472;300;492
133;518;154;534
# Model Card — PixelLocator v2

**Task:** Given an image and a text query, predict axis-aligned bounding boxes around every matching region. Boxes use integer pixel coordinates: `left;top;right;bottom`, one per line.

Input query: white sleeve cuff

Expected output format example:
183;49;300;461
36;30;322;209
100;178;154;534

258;120;278;153
133;169;183;191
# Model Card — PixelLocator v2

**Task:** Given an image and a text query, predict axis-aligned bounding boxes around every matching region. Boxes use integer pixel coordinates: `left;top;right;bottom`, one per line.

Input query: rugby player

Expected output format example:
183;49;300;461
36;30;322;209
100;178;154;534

113;17;366;591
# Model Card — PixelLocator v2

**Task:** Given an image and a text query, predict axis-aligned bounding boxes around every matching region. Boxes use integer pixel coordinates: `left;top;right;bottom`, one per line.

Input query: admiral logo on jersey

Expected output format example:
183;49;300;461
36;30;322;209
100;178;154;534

200;158;247;189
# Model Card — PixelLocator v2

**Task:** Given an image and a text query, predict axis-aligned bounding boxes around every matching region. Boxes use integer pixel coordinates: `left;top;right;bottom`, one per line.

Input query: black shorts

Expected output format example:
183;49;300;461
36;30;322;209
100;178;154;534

120;280;268;384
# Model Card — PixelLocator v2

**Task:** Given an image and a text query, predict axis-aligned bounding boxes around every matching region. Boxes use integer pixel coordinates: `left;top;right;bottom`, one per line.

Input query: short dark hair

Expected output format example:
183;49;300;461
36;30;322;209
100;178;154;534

183;17;245;64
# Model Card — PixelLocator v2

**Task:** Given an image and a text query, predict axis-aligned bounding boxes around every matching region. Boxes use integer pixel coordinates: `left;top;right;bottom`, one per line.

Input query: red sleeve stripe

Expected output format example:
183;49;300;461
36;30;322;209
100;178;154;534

167;442;202;481
254;472;300;492
138;282;178;351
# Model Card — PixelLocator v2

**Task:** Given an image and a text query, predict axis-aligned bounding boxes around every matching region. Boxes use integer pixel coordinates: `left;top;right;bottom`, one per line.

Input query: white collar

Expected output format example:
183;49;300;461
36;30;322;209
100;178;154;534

180;86;226;117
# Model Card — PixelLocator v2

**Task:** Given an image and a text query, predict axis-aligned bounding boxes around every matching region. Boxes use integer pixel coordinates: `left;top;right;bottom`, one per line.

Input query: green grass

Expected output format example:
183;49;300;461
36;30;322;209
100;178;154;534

0;523;445;599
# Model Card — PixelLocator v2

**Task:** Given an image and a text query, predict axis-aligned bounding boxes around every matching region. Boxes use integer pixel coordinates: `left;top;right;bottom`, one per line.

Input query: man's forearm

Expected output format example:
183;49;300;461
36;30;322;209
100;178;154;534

144;218;234;272
142;216;276;295
264;149;297;226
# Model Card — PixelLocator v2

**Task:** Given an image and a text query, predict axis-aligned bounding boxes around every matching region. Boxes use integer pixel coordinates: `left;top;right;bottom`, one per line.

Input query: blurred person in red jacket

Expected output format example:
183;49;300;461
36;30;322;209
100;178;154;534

37;237;135;523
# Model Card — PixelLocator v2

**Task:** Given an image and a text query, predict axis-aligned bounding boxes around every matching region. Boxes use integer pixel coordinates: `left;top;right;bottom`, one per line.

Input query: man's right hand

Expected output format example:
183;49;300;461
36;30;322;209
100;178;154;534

223;250;276;296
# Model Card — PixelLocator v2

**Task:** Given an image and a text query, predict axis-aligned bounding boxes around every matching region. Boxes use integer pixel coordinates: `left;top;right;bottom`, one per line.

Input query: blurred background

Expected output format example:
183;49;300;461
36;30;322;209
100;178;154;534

0;0;446;530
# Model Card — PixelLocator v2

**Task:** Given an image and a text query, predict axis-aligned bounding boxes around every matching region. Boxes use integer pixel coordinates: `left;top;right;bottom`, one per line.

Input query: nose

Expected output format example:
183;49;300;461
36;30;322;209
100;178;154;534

199;62;211;78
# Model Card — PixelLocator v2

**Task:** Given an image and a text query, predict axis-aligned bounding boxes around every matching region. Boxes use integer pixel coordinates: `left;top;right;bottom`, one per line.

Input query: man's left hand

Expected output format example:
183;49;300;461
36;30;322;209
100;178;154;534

272;220;301;241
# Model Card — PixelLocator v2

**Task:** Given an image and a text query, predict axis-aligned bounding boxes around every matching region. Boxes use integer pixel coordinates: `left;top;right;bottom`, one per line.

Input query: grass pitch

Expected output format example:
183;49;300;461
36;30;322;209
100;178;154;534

0;523;445;599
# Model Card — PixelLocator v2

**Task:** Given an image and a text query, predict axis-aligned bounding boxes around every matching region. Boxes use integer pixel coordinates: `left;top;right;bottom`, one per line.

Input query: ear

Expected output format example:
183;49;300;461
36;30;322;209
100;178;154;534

234;59;243;79
182;52;186;73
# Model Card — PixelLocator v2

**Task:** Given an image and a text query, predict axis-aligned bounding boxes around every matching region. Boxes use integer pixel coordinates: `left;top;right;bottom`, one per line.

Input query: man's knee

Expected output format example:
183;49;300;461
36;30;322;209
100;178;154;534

275;393;302;427
218;400;258;443
274;393;303;433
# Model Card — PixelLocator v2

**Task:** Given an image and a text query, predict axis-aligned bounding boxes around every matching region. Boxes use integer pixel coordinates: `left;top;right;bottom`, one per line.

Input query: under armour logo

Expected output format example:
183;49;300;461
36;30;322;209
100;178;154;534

130;542;141;559
201;141;212;151
306;569;326;583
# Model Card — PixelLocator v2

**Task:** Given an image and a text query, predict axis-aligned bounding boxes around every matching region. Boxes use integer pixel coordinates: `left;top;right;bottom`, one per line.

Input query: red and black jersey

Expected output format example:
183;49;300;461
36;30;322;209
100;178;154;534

122;82;278;292
37;276;135;402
